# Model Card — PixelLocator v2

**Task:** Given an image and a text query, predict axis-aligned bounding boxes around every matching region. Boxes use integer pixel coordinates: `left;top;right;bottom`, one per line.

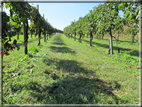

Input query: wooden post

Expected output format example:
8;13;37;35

109;28;113;55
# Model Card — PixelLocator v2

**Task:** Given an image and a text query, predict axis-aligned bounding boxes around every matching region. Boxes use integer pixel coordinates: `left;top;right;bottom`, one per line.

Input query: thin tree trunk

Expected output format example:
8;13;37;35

35;32;37;37
23;21;26;54
23;20;28;54
131;35;134;44
35;30;38;37
102;32;104;40
17;33;19;40
31;33;32;38
38;28;41;46
25;20;28;54
74;32;76;41
90;31;93;46
117;31;119;40
44;33;46;42
47;34;48;40
109;28;113;55
9;36;11;41
79;34;82;43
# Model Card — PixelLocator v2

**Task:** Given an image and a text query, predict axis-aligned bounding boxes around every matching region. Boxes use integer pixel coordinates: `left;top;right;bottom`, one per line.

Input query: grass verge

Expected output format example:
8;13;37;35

3;34;139;104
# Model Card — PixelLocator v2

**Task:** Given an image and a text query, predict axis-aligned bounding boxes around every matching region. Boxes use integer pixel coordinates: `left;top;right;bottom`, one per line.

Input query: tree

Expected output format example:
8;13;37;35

119;2;140;44
87;9;98;46
9;14;22;40
76;17;84;43
29;20;35;38
2;12;14;56
95;3;119;55
5;2;32;54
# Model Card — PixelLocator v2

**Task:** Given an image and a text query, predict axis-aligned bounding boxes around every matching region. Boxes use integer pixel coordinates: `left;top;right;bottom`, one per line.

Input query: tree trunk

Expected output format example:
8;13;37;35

79;34;82;43
74;32;76;41
31;33;32;38
35;32;37;37
38;28;41;46
17;33;19;40
47;34;48;40
23;21;26;54
109;28;113;55
102;35;104;40
102;32;104;40
131;35;134;44
44;33;46;42
25;20;28;54
9;36;11;41
117;31;119;40
23;20;28;54
90;31;93;46
35;30;38;37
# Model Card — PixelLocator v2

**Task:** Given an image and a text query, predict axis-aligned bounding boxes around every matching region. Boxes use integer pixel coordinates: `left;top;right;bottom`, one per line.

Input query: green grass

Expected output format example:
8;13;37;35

3;34;139;104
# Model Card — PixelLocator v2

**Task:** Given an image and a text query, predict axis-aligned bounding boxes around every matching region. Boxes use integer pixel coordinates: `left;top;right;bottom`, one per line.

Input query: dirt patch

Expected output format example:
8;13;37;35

127;64;140;69
97;50;105;53
87;46;94;50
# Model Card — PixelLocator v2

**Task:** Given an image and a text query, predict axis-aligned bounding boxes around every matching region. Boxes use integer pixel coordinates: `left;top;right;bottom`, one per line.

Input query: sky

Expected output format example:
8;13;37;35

3;2;124;31
29;3;104;31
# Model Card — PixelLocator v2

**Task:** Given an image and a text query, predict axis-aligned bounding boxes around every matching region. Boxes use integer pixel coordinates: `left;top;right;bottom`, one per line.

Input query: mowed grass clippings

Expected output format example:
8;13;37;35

2;34;139;104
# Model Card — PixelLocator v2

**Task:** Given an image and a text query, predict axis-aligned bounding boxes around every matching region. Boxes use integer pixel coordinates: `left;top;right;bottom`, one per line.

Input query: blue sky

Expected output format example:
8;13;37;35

3;2;124;31
29;3;104;31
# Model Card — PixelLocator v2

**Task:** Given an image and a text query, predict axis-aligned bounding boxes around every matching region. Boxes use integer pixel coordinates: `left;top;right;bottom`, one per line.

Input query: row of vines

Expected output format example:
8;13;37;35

63;2;141;55
2;1;63;56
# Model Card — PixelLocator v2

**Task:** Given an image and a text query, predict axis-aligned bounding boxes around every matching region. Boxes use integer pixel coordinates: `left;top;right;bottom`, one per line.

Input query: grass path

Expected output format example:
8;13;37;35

3;34;139;104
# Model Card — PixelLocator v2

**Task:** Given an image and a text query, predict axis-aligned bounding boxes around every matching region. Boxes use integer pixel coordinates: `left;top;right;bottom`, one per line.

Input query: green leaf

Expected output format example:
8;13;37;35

5;3;11;9
127;14;132;22
125;10;130;18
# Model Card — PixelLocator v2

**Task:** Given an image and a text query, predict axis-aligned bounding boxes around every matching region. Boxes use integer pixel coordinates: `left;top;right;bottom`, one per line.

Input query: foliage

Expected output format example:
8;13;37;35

63;2;140;54
2;12;16;56
4;2;63;55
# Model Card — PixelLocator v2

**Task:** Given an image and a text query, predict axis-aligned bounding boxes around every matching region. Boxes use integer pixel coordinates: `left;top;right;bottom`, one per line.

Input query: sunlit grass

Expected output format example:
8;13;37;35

3;34;139;104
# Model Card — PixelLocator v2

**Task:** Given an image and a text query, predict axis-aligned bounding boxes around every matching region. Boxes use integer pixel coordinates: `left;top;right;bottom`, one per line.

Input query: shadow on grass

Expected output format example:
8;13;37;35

27;54;41;58
50;34;75;54
43;58;94;75
17;42;23;47
9;76;129;104
6;57;131;104
51;34;67;46
17;38;39;47
49;46;76;54
28;54;34;58
52;35;64;43
28;38;40;44
52;42;66;46
83;40;139;57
